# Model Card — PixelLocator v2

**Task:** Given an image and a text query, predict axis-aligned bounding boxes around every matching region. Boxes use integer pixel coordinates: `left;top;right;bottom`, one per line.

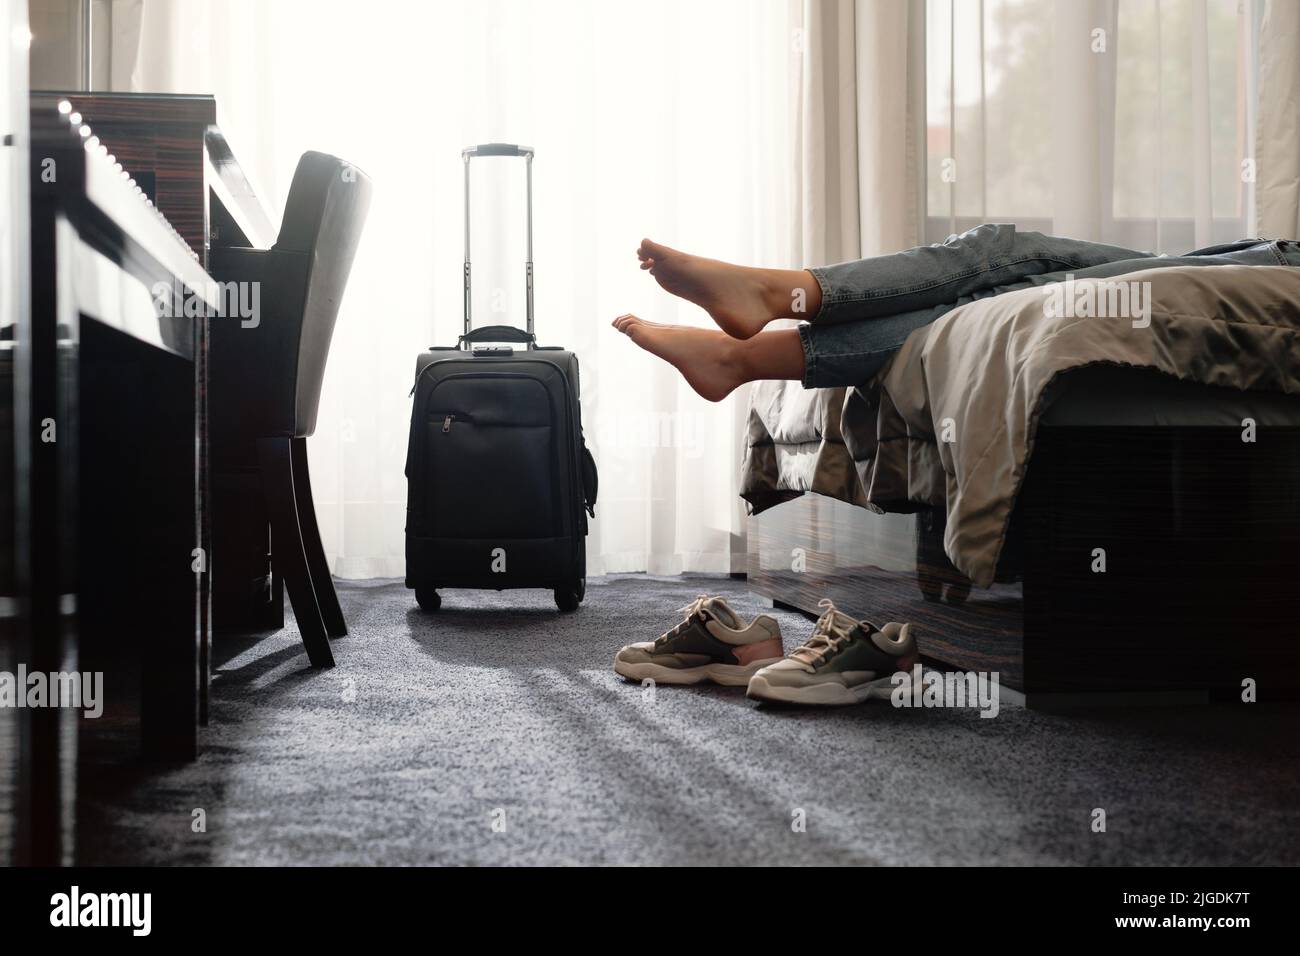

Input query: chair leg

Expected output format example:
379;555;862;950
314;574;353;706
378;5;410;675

256;437;335;668
291;436;347;637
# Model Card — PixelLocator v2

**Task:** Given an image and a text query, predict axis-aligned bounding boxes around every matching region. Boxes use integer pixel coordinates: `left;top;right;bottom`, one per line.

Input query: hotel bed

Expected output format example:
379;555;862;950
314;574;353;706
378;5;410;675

742;265;1300;701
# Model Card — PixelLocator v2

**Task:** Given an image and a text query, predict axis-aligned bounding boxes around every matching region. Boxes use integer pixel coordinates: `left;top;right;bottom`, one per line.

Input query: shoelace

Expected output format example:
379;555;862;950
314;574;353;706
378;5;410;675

789;599;856;665
656;594;714;644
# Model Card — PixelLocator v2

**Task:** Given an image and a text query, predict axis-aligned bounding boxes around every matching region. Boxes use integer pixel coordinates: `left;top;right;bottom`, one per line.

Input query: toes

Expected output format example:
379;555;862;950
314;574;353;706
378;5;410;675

612;313;639;334
640;238;671;261
640;258;654;271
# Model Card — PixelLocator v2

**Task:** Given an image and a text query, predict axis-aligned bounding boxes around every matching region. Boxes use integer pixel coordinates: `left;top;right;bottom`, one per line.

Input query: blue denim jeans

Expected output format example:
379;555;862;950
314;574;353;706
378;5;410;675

800;223;1300;388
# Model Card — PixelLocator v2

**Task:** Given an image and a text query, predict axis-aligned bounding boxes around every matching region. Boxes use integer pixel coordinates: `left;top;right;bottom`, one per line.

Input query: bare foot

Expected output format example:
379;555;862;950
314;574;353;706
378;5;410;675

637;239;791;339
611;314;746;402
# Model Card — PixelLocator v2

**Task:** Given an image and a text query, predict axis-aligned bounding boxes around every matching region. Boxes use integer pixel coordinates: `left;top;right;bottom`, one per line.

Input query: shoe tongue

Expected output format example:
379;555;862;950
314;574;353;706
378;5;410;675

702;597;740;629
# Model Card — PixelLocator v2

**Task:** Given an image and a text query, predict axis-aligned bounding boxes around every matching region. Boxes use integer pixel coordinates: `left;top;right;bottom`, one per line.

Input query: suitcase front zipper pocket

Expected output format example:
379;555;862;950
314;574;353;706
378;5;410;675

422;375;560;540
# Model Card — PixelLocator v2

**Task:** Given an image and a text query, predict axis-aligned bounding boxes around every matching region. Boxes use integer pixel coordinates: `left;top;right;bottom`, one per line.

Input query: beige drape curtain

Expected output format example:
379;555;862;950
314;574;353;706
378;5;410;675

1257;0;1300;240
854;0;927;257
788;0;925;267
1050;0;1120;242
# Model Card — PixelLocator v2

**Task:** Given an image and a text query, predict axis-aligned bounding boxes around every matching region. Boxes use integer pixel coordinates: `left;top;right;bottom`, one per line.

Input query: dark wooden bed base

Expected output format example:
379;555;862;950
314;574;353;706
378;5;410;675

747;424;1300;701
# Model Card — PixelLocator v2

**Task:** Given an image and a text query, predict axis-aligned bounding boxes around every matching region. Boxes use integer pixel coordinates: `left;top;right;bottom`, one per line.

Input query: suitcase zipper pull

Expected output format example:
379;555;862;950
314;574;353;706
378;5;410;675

442;414;454;433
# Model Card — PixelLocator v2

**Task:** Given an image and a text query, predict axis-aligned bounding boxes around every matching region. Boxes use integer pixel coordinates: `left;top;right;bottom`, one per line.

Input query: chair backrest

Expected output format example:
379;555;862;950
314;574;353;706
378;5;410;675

275;150;372;437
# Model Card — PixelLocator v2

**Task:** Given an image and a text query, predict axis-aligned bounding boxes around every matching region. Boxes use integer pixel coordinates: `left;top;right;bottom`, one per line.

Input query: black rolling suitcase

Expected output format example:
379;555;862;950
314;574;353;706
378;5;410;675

405;143;596;612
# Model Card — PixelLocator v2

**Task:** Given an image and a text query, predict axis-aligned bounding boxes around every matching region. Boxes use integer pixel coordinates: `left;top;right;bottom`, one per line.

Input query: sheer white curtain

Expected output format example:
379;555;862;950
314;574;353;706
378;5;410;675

111;0;800;578
925;0;1266;252
792;0;1288;259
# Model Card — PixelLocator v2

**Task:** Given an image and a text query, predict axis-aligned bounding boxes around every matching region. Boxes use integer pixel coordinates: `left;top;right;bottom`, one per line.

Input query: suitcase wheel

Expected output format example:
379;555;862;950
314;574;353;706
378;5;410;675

415;587;441;612
554;586;581;613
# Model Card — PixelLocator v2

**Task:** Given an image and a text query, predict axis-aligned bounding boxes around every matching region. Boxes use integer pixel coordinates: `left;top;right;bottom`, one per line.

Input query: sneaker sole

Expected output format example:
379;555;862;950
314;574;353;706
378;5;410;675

746;672;902;706
614;657;784;688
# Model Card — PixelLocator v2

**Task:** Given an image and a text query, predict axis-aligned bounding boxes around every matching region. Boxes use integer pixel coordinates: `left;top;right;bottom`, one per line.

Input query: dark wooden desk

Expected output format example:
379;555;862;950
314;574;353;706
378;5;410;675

10;92;279;865
14;95;224;864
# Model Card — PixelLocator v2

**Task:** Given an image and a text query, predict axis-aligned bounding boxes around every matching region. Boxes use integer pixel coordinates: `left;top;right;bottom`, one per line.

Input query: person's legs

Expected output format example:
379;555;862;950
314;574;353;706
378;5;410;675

619;232;1300;397
619;224;1150;398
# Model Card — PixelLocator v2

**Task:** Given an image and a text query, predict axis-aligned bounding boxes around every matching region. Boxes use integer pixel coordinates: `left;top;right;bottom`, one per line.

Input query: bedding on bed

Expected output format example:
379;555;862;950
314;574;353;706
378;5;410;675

741;264;1300;587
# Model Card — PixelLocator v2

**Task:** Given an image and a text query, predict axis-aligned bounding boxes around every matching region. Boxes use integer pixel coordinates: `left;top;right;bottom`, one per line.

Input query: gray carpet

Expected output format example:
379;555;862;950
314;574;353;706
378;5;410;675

79;575;1300;865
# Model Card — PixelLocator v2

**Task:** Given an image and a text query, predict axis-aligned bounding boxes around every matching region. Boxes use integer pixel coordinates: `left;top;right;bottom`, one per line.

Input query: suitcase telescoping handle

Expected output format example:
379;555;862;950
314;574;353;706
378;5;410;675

462;143;534;349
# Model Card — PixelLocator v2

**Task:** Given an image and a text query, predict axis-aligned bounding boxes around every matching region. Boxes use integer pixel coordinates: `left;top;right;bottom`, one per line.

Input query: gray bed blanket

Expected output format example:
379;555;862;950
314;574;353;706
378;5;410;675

741;264;1300;587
